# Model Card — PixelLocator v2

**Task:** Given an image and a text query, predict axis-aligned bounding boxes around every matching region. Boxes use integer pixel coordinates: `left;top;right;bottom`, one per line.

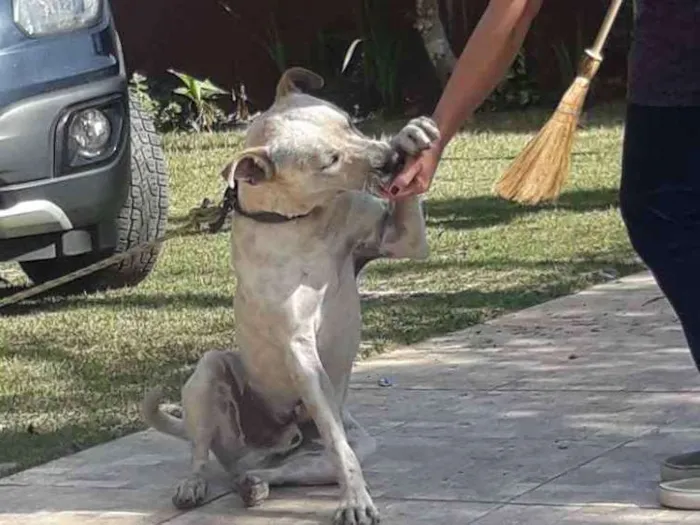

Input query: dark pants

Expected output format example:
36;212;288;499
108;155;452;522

620;103;700;369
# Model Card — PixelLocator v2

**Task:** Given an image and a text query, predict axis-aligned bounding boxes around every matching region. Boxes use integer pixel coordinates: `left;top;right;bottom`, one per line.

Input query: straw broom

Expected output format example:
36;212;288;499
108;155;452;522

494;0;626;205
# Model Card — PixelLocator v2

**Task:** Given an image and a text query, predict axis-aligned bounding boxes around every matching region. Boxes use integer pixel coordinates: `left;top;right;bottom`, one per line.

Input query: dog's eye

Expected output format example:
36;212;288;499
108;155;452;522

321;153;341;171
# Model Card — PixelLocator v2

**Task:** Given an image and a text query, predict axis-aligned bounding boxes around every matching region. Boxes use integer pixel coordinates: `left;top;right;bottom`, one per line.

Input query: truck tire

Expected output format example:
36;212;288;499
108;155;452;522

20;95;169;294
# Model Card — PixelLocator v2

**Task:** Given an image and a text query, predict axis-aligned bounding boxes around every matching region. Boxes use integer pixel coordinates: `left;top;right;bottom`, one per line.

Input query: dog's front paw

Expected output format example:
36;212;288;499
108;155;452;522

172;475;208;509
390;116;440;157
237;474;270;508
333;486;379;525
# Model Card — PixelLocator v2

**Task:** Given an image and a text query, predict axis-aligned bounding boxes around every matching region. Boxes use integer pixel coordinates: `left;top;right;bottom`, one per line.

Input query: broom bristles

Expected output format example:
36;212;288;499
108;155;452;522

494;52;601;206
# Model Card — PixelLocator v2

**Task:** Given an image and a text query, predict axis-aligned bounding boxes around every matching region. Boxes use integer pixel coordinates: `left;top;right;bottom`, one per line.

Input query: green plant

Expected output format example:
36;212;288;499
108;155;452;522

552;41;575;90
128;72;184;132
128;72;159;116
158;100;186;131
265;13;287;73
168;69;230;132
484;49;540;111
129;71;251;133
217;2;288;75
311;30;331;76
552;12;586;91
342;0;403;113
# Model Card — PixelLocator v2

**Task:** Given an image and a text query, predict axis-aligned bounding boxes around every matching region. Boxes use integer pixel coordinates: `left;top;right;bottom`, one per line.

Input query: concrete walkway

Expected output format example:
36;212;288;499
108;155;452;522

3;271;700;524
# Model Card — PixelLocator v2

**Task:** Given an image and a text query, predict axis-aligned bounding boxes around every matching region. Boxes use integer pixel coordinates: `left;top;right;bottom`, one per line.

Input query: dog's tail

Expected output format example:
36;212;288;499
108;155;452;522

141;387;188;440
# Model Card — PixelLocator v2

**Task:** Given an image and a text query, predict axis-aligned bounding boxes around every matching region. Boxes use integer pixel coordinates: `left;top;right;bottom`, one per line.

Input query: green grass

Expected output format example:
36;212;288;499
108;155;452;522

0;102;641;475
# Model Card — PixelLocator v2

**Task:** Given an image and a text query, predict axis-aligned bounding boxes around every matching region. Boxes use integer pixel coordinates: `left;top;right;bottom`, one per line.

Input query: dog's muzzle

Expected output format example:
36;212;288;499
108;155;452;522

373;148;406;182
363;145;407;196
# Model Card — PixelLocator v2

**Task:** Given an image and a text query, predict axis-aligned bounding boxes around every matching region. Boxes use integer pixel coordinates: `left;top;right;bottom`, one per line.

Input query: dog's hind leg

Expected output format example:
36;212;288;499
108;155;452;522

172;423;214;509
237;410;376;503
170;357;223;510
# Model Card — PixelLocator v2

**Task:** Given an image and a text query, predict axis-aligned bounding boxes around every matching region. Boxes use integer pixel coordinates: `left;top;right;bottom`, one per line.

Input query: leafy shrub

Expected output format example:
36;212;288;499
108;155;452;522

128;72;252;133
482;50;541;112
168;69;230;132
336;0;404;116
129;72;185;132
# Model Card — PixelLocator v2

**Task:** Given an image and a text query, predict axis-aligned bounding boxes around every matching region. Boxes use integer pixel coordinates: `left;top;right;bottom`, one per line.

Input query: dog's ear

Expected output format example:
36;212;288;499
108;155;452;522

220;147;275;188
275;67;324;101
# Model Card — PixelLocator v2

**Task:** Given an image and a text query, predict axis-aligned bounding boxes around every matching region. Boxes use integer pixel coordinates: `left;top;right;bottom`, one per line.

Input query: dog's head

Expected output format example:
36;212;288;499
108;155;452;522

221;67;401;217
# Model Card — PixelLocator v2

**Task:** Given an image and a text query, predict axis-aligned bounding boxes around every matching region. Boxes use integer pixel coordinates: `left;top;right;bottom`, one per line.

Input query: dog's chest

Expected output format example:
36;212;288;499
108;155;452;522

236;251;358;327
232;223;355;299
233;239;361;399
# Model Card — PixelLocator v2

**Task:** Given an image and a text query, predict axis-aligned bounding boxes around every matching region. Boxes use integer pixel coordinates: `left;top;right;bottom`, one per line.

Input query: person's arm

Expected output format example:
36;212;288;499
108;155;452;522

388;0;543;198
433;0;543;150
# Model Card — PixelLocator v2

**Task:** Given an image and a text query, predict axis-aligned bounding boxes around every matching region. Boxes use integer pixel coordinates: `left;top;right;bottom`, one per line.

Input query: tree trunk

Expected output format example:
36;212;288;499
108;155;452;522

414;0;457;87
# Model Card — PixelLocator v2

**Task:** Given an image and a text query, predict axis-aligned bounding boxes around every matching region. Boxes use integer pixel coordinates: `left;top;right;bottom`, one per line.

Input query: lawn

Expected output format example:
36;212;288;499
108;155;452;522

0;102;643;476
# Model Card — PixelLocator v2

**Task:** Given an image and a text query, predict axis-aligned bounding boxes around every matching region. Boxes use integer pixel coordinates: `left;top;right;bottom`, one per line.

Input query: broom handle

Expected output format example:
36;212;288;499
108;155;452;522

590;0;626;57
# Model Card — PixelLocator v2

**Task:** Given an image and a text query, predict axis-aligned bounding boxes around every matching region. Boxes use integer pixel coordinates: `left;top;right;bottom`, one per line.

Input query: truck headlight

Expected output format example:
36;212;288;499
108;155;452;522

69;108;112;159
55;95;126;175
13;0;102;37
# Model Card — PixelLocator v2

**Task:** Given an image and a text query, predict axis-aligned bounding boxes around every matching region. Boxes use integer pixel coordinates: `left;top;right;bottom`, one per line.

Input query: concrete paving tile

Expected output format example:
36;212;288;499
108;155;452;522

513;430;700;508
470;503;700;525
163;492;496;525
0;513;151;525
348;389;691;443
352;278;699;396
0;484;181;525
493;344;700;393
360;433;626;503
162;493;335;525
0;430;225;490
373;499;497;525
0;430;232;524
351;347;516;391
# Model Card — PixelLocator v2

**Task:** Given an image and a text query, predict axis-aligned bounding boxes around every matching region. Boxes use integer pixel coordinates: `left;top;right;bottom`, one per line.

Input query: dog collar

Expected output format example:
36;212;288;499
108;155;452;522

227;182;312;224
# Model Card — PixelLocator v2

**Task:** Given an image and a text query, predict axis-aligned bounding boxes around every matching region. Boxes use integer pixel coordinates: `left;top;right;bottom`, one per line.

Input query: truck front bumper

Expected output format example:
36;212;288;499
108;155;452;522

0;75;130;262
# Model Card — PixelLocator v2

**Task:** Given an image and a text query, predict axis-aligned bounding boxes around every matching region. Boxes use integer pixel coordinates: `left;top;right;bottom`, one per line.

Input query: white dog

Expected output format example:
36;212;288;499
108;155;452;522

143;67;439;525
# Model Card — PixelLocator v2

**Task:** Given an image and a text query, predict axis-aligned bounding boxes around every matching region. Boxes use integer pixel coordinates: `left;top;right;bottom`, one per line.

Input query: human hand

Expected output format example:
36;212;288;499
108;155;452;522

383;143;443;201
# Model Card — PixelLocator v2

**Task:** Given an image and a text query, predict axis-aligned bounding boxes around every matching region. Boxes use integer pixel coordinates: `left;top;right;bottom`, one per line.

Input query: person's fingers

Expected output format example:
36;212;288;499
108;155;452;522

409;175;431;195
387;187;413;200
388;177;429;201
388;160;422;195
377;186;394;200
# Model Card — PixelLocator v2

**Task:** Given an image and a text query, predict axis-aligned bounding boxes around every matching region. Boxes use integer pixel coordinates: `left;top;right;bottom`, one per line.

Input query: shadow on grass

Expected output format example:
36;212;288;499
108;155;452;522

464;100;626;135
358;100;626;137
424;187;620;231
439;147;618;166
366;254;640;281
0;336;80;368
358;274;632;350
0;290;233;317
0;420;144;479
79;291;233;311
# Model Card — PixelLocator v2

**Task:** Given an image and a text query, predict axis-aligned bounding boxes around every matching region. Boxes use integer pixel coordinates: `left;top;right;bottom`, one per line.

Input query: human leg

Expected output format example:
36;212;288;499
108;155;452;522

619;103;700;507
